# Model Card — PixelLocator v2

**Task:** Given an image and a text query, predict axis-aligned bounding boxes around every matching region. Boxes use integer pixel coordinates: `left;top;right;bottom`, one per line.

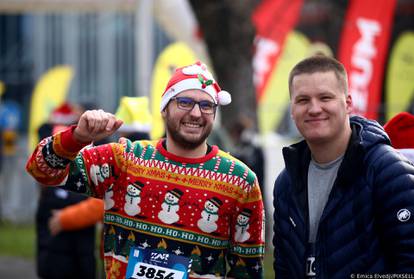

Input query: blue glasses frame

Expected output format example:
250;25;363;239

171;97;217;114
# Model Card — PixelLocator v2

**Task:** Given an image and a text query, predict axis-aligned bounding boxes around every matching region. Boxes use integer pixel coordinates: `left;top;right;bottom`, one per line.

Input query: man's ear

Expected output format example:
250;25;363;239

161;108;167;119
346;94;353;114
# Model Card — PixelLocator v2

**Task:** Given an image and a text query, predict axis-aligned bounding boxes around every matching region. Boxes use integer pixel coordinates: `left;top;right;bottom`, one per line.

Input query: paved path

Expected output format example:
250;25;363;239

0;256;37;279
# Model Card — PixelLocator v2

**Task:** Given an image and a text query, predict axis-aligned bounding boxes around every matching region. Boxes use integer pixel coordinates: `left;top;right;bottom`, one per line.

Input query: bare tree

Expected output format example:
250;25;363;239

189;0;259;131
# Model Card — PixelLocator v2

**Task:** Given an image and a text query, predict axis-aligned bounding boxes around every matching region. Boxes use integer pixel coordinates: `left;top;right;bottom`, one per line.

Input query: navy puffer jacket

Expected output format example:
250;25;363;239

273;116;414;278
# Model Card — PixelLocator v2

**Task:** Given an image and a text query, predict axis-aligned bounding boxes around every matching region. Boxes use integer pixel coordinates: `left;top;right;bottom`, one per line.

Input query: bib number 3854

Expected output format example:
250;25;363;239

131;262;185;279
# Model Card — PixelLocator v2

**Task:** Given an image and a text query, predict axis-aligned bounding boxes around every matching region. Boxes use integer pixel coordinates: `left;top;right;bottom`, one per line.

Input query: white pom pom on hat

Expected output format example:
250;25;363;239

217;90;231;106
160;61;232;111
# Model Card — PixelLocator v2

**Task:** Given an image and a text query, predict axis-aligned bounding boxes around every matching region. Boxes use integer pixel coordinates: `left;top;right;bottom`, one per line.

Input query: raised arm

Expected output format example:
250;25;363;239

26;110;123;186
49;198;104;235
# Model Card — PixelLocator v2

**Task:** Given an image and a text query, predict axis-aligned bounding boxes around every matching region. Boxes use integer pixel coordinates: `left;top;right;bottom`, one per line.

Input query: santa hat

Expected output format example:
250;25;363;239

160;61;231;111
384;112;414;149
51;102;79;125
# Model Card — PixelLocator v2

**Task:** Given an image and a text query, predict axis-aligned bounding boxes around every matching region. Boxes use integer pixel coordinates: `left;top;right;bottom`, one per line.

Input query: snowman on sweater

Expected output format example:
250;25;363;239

124;181;144;216
90;163;111;185
104;184;115;210
235;208;252;243
197;197;222;233
158;189;183;224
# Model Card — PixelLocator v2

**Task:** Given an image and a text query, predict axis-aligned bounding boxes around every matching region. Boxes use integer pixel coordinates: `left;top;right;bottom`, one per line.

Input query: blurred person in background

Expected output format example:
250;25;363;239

273;55;414;278
0;81;4;175
26;61;265;279
35;102;101;279
46;97;154;278
384;111;414;162
229;114;265;189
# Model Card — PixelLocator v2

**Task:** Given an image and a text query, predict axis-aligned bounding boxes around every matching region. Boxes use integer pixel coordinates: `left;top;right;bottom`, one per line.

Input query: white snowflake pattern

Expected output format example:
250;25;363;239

140;240;150;249
206;254;214;262
75;180;83;190
45;154;65;168
253;263;261;271
173;248;184;255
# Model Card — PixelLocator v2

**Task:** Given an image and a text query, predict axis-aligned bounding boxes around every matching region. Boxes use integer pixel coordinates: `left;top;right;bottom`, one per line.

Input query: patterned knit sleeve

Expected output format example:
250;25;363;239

227;166;265;278
26;125;124;199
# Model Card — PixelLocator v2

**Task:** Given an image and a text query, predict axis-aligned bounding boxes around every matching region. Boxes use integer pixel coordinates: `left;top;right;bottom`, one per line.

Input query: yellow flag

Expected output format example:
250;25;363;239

150;42;197;139
258;31;310;135
0;80;5;99
115;96;152;133
28;66;74;151
386;31;414;121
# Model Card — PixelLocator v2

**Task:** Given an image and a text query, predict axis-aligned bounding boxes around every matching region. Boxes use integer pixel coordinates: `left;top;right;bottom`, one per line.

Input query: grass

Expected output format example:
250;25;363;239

264;247;275;278
0;222;275;278
0;222;35;259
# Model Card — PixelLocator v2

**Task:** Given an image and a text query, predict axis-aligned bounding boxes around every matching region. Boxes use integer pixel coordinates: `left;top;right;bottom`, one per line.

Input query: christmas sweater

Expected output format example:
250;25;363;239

26;127;265;279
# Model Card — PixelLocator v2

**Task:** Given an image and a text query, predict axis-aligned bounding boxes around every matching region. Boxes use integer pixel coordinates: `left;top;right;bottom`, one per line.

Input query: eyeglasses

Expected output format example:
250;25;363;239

171;97;217;114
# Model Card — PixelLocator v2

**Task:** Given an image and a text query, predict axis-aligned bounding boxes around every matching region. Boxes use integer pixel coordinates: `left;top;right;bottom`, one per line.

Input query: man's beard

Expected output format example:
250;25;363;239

165;114;212;150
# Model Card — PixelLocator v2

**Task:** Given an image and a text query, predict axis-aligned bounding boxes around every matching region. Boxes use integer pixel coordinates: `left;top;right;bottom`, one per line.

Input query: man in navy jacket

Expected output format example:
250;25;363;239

273;55;414;278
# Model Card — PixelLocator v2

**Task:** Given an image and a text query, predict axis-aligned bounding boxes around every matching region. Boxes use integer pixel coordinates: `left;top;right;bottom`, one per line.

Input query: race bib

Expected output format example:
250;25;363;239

306;256;316;278
126;247;192;279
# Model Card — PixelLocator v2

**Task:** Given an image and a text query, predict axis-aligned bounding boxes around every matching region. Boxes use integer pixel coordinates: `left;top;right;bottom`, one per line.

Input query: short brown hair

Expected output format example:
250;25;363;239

288;55;348;96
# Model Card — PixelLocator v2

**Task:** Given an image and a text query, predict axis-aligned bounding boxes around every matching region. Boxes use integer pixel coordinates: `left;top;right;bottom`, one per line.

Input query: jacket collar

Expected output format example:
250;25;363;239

283;122;365;187
282;123;366;219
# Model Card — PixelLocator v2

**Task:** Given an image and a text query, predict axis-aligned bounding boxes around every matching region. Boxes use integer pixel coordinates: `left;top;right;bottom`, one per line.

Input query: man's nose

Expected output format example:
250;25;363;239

189;103;203;116
308;99;322;114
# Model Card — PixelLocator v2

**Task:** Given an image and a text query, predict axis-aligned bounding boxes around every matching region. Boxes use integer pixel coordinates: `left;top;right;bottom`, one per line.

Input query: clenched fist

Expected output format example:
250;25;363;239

73;109;123;143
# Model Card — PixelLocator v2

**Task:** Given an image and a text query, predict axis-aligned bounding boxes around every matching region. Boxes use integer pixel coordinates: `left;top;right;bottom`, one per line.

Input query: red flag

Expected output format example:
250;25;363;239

252;0;303;101
338;0;396;119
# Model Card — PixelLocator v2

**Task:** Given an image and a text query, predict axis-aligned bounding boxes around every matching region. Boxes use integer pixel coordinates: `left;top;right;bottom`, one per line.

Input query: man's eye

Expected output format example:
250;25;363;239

295;98;307;103
199;101;214;109
321;96;332;101
178;99;194;107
